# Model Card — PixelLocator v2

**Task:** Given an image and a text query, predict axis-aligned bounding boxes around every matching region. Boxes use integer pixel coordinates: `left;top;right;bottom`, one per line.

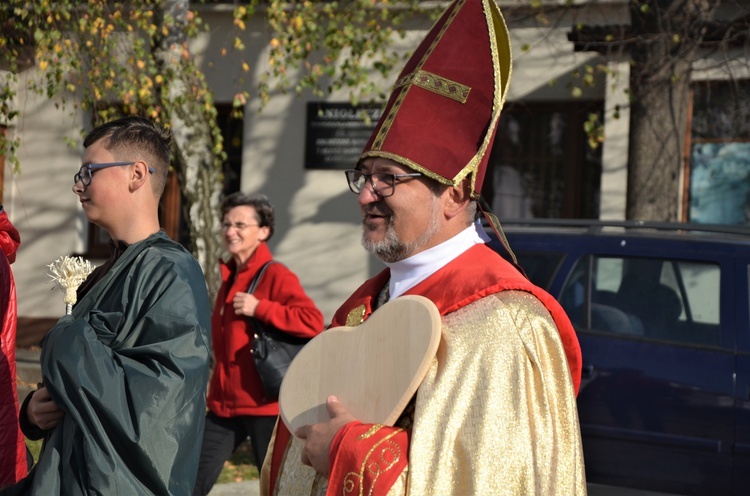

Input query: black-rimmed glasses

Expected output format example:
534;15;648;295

344;169;422;198
73;161;155;187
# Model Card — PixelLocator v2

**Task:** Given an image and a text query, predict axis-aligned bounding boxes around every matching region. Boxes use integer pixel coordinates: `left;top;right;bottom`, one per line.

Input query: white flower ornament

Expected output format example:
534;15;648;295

47;256;96;315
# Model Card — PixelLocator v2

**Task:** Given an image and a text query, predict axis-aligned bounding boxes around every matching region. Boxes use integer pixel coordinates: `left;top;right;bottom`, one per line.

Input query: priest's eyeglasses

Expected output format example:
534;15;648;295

74;162;155;187
344;169;422;198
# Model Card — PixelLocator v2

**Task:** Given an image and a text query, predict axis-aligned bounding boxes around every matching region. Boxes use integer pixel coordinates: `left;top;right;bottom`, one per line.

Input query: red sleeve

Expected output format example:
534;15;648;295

326;422;409;496
254;264;325;339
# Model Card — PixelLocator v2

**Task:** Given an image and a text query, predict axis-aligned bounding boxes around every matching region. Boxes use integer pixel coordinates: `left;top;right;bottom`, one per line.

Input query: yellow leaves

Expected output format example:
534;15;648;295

233;37;245;50
292;15;303;32
270;38;280;48
138;87;150;99
242;62;250;72
39;60;48;71
234;18;246;31
155;75;164;84
46;15;53;24
66;83;75;93
136;60;145;70
221;48;227;56
54;43;62;54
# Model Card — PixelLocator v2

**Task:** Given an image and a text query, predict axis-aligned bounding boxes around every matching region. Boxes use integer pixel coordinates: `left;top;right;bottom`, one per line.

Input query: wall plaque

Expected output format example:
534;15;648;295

305;102;383;170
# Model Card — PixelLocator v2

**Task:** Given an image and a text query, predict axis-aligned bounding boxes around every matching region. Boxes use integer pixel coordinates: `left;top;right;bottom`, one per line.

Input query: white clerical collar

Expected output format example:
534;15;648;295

385;219;490;300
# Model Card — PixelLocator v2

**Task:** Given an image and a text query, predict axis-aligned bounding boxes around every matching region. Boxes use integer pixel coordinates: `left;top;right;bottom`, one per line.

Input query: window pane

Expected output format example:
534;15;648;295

566;255;721;346
689;142;750;225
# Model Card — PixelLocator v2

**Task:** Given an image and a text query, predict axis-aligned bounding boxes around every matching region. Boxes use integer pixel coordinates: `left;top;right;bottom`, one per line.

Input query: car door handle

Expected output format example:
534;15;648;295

582;363;594;378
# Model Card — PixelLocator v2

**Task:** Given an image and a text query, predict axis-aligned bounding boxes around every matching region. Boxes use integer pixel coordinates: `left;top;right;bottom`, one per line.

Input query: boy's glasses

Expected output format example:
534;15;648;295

73;161;155;187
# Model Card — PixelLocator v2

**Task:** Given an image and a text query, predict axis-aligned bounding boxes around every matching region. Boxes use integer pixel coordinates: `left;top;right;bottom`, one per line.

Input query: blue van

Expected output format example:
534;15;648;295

490;220;750;496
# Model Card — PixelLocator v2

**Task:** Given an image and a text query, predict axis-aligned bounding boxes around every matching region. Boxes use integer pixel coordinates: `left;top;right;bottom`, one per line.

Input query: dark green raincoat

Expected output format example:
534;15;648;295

11;233;211;495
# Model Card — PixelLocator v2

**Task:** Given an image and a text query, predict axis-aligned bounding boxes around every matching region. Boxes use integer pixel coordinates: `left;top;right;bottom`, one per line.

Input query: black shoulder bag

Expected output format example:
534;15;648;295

247;261;310;401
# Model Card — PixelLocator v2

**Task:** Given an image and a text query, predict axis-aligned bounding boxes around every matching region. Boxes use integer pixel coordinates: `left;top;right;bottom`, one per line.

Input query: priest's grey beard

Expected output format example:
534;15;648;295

361;197;441;263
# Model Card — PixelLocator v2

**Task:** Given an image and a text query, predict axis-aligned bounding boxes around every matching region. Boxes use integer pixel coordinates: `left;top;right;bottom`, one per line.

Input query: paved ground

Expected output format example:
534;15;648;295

208;480;260;496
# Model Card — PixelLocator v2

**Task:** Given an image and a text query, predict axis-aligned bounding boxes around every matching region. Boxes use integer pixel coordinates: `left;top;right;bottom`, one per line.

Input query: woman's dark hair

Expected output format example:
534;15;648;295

221;192;276;241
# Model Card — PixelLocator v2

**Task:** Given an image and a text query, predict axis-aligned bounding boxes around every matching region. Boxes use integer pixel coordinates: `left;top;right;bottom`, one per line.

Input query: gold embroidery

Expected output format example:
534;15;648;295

342;429;404;496
358;424;384;440
395;70;470;103
346;305;367;327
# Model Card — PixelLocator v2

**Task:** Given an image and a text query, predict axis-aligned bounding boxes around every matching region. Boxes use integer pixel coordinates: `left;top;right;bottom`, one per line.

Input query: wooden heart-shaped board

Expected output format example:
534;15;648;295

279;295;441;436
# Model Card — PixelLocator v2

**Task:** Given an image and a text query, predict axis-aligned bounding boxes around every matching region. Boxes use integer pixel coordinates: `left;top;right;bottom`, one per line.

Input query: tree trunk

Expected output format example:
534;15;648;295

625;0;718;221
154;0;223;300
626;54;690;221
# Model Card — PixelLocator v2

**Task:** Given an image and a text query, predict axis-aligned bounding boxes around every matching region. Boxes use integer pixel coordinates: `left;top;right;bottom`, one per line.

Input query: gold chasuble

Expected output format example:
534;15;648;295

262;0;586;493
261;245;586;495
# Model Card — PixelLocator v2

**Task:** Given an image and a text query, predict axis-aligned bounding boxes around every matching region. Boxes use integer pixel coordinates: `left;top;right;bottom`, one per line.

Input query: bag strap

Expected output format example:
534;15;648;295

247;260;276;294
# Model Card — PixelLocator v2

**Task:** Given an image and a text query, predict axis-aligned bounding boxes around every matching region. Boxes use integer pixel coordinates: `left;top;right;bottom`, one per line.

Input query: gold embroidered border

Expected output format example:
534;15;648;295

394;70;470;104
342;429;405;496
346;305;367;327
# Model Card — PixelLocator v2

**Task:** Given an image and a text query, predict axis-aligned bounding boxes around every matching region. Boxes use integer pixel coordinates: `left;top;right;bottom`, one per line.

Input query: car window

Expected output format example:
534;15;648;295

513;252;563;289
560;255;721;346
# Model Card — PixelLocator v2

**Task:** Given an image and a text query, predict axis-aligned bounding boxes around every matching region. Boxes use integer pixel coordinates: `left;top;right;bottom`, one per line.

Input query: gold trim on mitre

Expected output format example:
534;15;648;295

395;70;471;104
460;0;512;198
361;0;512;197
369;0;464;153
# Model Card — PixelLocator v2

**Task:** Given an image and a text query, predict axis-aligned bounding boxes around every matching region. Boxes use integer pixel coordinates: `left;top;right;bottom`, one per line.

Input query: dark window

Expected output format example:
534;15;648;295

482;101;603;220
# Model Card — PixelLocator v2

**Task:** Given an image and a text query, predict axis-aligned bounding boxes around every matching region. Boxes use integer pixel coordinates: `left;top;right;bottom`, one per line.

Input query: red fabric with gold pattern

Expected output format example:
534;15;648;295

267;243;581;494
326;422;409;496
331;243;582;395
360;0;512;195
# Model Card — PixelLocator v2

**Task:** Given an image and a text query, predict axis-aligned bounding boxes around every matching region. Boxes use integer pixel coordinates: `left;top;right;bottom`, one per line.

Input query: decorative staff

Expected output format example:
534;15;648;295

47;256;96;315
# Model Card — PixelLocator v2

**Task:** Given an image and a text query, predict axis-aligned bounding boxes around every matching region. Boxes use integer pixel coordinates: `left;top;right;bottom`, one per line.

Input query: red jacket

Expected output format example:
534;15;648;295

0;209;26;486
206;242;324;417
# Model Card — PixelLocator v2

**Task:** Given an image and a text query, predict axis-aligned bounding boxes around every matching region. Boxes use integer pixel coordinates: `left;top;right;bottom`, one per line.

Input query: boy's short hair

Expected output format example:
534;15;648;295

84;116;172;198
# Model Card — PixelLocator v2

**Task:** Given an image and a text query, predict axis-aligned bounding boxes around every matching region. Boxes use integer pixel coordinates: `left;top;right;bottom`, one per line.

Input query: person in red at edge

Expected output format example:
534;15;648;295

261;0;586;495
0;205;27;488
193;192;325;496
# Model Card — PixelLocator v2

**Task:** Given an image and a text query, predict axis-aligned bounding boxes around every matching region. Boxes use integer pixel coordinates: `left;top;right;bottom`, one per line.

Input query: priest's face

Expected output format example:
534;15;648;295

357;158;445;263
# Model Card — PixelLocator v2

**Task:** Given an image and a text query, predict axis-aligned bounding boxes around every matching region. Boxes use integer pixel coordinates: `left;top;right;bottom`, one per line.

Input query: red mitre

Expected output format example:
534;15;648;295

359;0;512;197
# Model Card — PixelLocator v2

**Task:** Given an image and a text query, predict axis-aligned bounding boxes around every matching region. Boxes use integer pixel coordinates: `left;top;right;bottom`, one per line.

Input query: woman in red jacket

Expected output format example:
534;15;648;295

0;205;27;488
193;193;324;495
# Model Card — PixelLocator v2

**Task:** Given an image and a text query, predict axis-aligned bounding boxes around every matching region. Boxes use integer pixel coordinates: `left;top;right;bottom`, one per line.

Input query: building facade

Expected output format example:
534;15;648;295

2;0;747;336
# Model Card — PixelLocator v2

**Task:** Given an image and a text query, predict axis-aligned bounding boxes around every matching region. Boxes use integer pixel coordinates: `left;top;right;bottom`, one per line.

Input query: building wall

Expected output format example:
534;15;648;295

5;2;629;327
